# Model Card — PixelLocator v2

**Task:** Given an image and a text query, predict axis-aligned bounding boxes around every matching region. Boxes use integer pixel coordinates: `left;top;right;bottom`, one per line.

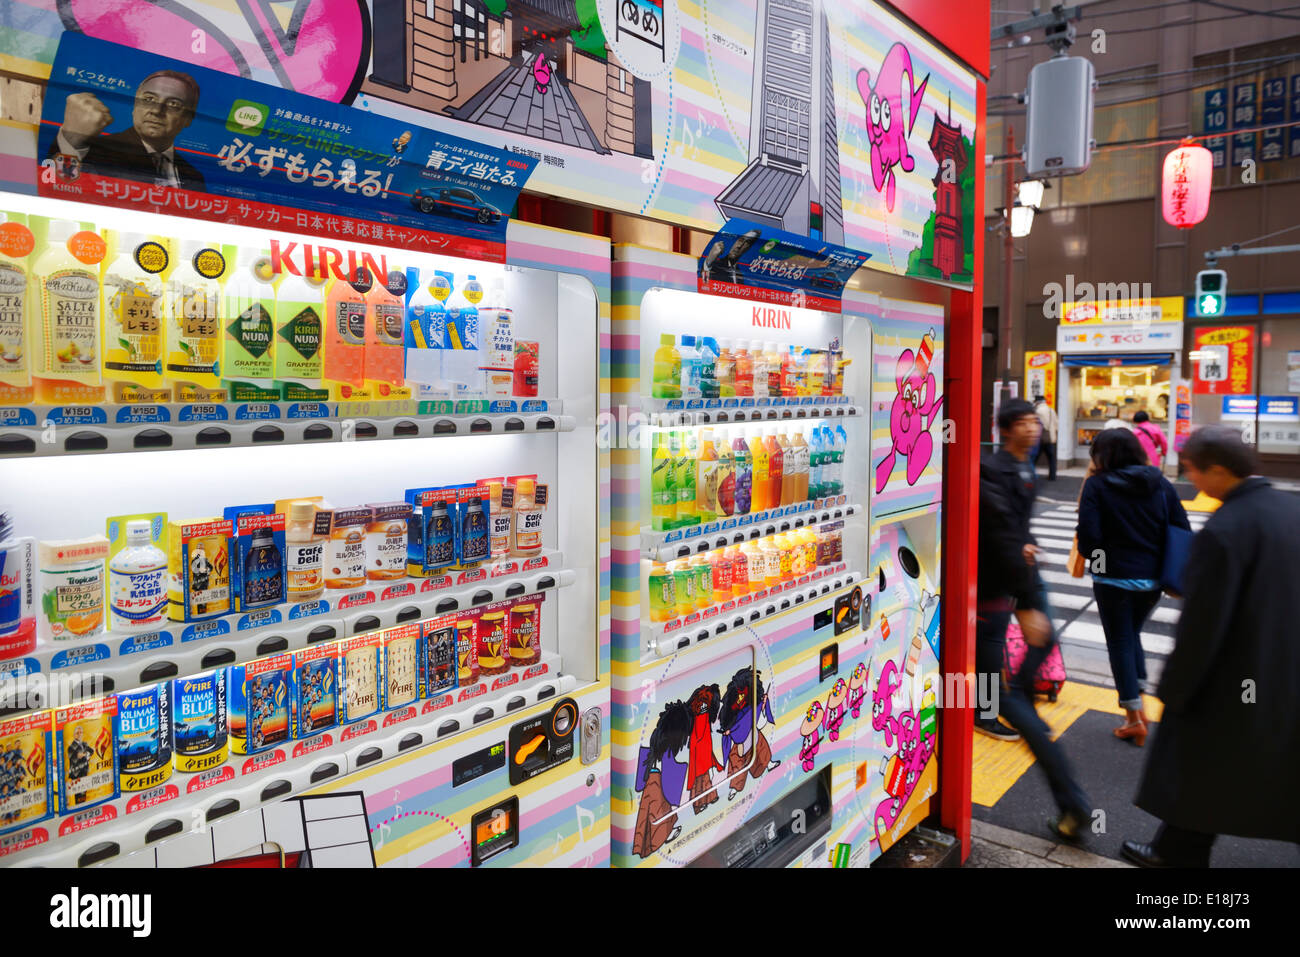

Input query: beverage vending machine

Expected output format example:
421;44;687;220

0;194;612;868
611;243;946;867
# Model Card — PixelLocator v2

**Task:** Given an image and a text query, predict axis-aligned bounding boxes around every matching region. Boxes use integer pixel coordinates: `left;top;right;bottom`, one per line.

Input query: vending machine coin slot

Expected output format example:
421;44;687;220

508;697;578;785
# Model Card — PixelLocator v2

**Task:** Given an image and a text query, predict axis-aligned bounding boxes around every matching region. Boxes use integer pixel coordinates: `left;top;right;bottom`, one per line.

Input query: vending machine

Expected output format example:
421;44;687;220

611;244;946;868
0;192;611;868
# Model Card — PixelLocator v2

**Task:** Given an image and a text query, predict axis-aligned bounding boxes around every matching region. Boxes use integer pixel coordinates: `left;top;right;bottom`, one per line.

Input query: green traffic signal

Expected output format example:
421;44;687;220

1195;269;1227;317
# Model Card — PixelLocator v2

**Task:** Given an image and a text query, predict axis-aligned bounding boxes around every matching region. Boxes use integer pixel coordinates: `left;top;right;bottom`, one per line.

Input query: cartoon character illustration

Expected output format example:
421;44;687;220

875;330;944;493
531;53;552;95
718;668;781;800
65;724;95;805
856;42;930;213
633;699;692;859
824;678;849;742
799;701;823;772
387;131;412;167
872;659;905;748
685;684;723;813
848;661;869;718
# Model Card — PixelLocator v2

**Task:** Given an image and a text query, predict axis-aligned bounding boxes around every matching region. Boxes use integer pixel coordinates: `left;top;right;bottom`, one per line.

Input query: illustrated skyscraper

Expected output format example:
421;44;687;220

927;96;967;280
714;0;844;245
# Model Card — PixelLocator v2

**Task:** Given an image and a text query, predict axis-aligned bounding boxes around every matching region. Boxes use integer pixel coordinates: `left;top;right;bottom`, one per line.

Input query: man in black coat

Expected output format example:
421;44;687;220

979;399;1092;842
1124;427;1300;866
47;70;205;191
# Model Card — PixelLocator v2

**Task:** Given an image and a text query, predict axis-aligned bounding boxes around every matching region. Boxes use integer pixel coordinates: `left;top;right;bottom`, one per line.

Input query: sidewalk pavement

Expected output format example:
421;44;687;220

965;820;1132;869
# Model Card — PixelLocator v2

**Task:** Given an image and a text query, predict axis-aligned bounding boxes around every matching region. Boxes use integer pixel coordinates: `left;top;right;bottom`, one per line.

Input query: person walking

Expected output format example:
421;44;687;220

1076;429;1190;746
1131;410;1168;471
1123;427;1300;867
978;398;1092;841
1032;394;1058;481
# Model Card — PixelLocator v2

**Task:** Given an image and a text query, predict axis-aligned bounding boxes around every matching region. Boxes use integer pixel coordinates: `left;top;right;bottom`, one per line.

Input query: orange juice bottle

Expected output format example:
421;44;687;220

749;427;769;513
774;534;793;581
765;426;785;511
726;545;749;596
760;538;781;588
364;269;410;400
734;341;754;397
779;345;799;398
762;342;783;398
777;429;794;506
322;268;368;400
715;339;736;398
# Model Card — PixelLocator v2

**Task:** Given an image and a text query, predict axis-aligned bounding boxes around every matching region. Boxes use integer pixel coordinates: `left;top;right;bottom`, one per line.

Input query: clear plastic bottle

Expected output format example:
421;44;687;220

34;219;104;404
726;544;749;596
165;239;224;401
748;427;768;513
675;430;698;526
777;428;794;506
103;231;166;401
763;342;783;398
834;424;849;496
715;428;735;518
652;333;681;400
809;426;825;500
791;428;810;502
403;269;446;389
715;339;736;397
0;213;34;404
108;520;167;633
698;336;719;400
731;428;752;515
696;427;719;523
765;426;785;510
274;265;328;401
678;334;702;400
652;430;678;531
746;339;765;398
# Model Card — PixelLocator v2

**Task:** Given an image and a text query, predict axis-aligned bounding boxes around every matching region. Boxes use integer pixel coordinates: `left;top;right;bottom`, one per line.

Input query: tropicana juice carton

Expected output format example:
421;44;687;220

33;218;105;404
0;211;36;405
102;231;170;403
165;239;227;402
222;250;278;402
364;269;410;400
321;265;369;401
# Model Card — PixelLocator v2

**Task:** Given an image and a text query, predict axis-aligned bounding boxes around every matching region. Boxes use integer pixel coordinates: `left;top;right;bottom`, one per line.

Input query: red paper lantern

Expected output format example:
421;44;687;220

1162;140;1213;229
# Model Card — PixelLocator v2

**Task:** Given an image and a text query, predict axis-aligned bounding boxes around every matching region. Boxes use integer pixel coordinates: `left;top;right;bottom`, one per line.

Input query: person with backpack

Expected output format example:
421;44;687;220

979;399;1092;842
1131;410;1168;471
1032;394;1058;480
1124;427;1300;867
1076;429;1190;747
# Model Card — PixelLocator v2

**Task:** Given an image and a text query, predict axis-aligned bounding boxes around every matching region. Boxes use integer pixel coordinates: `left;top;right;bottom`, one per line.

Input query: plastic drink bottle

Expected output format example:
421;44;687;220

763;342;783;398
668;559;695;617
734;341;754;397
364;269;409;399
731;429;752;515
726;545;748;596
698;336;719;400
810;427;825;500
715;428;735;518
108;520;167;633
222;251;277;401
678;335;701;400
689;555;712;610
652;431;678;530
403;269;446;389
696;428;719;523
648;562;676;623
765;426;785;511
33;219;104;403
777;429;794;506
675;430;699;526
103;231;166;402
748;427;769;513
711;549;732;604
274;265;328;401
652;333;681;399
322;267;368;400
747;340;766;398
791;428;810;502
778;345;798;398
834;425;849;495
165;239;225;401
0;212;33;404
715;339;736;397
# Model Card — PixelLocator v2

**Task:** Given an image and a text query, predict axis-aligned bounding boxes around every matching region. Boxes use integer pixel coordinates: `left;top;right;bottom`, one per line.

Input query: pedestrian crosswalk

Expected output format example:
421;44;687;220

1030;499;1211;680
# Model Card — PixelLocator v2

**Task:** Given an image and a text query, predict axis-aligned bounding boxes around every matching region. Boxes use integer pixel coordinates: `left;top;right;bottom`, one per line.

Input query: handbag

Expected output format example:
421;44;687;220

1067;536;1086;577
1159;486;1192;595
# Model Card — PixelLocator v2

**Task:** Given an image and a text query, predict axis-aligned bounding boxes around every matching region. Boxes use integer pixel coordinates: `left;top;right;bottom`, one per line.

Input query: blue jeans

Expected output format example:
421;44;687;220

1092;584;1160;709
976;581;1092;821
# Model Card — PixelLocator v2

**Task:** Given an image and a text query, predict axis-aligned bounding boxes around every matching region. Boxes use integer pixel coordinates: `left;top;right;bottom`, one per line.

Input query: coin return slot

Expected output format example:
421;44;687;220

252;425;284;443
398;732;423;751
781;599;791;610
145;819;183;844
355;747;383;767
65;431;108;452
78;842;120;868
133;429;171;449
201;647;237;667
393;420;419;437
139;661;178;683
0;434;35;455
303;424;333;441
260;779;292;801
206;798;240;821
307;625;337;644
309;762;339;783
256;635;289;655
196;427;231;446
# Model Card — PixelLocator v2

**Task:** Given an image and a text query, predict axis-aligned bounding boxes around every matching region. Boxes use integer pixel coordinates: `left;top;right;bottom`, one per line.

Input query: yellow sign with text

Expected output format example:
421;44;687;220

1060;297;1184;325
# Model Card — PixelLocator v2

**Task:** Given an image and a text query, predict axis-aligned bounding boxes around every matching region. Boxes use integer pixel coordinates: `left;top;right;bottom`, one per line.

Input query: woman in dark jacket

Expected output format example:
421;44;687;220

1076;429;1190;745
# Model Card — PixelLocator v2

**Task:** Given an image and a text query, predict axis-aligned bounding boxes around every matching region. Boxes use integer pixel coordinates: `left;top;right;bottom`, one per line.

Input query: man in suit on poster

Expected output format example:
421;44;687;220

48;70;206;191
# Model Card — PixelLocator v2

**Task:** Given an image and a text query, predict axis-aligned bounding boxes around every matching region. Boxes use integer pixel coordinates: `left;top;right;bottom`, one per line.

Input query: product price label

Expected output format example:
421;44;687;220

422;693;454;714
0;658;40;681
457;683;486;703
417;400;455;416
58;805;116;836
46;407;108;426
336;591;376;610
683;526;702;540
288;600;330;619
700;521;721;536
665;399;684;411
520;399;548;413
490;561;519;578
114;406;169;424
380;583;416;601
686;399;703;410
341;719;377;741
235;403;280;420
740;398;756;408
181;618;230;642
240;749;287;775
49;644;110;669
702;606;718;620
722;398;739;408
721;600;736;612
488;400;517;414
238;608;282;631
178;404;229;422
420;575;453;592
704;399;721;409
454;400;489;415
125;785;179;814
291;733;334;758
0;408;37;426
185;765;235;793
738;594;752;606
738;515;753;527
683;612;701;626
456;568;487;585
663;529;683;543
522;556;548;571
382;706;416;727
286;402;329;419
118;632;173;656
721;517;738;530
489;671;518;692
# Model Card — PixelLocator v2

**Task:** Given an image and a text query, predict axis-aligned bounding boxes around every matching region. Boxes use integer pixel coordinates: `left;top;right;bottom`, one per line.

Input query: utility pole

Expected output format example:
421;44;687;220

1001;124;1016;393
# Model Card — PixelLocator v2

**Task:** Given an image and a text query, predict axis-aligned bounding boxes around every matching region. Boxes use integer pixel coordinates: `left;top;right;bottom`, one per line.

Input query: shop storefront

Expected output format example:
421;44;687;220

1054;297;1184;469
1185;294;1300;476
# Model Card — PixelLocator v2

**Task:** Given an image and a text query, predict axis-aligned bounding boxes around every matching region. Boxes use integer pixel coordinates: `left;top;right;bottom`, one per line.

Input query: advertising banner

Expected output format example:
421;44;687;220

1192;326;1254;395
37;33;537;262
6;1;978;286
697;219;870;313
1024;350;1056;403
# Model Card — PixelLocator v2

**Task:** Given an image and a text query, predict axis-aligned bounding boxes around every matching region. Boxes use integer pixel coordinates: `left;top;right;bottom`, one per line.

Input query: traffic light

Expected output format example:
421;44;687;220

1195;269;1227;317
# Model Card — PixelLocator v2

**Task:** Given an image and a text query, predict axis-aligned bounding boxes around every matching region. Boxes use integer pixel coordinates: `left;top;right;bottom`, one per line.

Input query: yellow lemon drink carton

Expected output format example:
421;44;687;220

165;239;227;402
103;231;170;403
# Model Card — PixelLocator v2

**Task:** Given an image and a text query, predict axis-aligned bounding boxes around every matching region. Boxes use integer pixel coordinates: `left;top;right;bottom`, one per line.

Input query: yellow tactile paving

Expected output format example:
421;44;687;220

972;683;1162;807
